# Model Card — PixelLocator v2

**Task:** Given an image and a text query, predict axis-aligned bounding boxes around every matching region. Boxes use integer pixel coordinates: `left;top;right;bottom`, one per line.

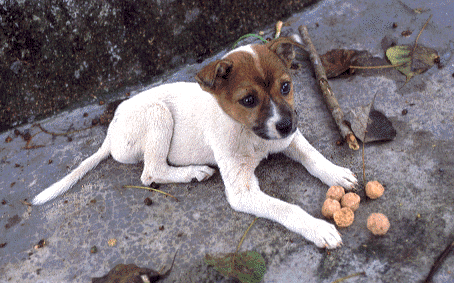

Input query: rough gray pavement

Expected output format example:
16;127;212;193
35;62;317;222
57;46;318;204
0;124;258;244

1;0;454;282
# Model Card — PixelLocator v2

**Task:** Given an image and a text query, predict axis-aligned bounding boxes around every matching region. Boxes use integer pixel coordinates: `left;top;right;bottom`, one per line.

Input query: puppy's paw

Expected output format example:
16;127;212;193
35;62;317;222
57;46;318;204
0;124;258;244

140;165;216;185
140;174;154;187
190;165;216;182
319;163;357;190
305;218;342;249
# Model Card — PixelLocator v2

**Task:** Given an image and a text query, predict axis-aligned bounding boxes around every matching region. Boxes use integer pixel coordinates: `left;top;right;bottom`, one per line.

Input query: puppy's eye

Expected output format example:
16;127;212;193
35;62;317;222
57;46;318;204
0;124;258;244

281;82;291;96
239;95;259;108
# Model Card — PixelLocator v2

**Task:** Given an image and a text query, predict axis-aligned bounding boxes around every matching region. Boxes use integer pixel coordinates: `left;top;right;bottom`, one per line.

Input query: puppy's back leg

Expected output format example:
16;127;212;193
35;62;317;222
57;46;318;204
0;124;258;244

140;103;215;186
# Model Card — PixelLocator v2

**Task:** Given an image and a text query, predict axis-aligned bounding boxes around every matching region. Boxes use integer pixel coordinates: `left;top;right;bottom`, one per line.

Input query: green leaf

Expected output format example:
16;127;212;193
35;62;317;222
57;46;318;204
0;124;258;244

386;45;438;85
386;45;413;83
205;251;266;283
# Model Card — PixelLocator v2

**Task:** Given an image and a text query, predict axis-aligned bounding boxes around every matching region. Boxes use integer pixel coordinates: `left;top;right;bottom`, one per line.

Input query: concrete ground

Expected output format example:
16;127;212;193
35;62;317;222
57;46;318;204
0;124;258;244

1;0;453;282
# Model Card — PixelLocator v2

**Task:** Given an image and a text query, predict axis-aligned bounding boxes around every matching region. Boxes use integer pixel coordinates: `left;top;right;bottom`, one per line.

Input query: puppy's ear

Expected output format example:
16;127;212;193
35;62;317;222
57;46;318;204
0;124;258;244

196;59;233;90
266;37;304;68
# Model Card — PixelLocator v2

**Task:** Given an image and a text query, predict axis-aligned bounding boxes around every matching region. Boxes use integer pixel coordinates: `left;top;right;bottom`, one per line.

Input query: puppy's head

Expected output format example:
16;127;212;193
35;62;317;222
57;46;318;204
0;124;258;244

196;37;300;140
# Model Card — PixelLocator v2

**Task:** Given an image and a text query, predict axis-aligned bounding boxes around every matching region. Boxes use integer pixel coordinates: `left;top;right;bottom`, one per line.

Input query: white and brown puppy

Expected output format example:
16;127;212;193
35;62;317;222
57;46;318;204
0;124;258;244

32;37;356;249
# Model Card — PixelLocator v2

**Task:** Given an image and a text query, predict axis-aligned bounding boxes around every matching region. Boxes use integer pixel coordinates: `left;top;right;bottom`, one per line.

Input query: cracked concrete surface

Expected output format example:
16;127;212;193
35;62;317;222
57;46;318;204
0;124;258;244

1;0;454;282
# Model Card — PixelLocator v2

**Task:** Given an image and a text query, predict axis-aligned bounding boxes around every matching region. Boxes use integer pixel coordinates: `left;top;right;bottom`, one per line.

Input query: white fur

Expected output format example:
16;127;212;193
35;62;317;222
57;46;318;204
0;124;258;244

265;101;282;139
223;44;256;58
32;57;357;249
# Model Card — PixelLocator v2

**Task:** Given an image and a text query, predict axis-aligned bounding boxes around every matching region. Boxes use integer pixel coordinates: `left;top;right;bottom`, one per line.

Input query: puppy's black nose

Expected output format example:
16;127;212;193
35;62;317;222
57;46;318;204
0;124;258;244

276;118;293;137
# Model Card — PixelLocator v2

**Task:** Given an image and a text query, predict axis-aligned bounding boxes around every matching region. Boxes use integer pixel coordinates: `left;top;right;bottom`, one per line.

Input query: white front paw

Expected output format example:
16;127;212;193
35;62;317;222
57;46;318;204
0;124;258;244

317;163;357;189
305;218;342;249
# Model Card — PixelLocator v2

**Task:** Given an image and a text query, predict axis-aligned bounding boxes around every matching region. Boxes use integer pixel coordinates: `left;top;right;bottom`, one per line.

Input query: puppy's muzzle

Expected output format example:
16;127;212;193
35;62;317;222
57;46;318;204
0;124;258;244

253;112;297;140
276;117;295;137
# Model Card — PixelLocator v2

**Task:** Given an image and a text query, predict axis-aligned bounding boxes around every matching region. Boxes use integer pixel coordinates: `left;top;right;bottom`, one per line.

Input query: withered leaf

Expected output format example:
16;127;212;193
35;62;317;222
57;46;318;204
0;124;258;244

92;264;160;283
320;49;363;78
92;252;176;283
345;102;396;143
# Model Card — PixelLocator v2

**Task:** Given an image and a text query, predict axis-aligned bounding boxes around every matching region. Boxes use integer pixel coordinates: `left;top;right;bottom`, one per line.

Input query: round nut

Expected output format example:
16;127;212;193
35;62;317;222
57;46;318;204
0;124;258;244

367;213;390;235
333;207;354;228
341;192;360;211
326;186;345;201
365;181;385;199
321;198;341;219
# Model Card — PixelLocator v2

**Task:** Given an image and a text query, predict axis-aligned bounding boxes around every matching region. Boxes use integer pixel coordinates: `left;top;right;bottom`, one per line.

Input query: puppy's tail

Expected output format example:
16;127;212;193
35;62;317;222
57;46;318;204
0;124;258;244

31;144;111;205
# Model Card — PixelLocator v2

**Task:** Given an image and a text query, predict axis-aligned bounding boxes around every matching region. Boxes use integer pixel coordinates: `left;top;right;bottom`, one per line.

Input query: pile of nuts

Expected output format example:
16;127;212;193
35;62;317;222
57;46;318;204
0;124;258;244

322;181;390;235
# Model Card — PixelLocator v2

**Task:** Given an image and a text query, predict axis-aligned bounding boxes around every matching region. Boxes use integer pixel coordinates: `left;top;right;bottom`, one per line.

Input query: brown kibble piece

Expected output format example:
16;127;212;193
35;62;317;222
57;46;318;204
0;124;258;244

367;213;390;235
365;181;384;199
341;192;360;211
321;198;341;219
326;186;345;201
333;207;354;228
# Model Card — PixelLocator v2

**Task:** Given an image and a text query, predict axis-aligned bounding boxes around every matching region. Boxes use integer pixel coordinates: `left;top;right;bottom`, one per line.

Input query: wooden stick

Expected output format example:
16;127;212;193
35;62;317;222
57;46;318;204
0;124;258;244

275;21;283;38
298;25;359;150
424;239;454;283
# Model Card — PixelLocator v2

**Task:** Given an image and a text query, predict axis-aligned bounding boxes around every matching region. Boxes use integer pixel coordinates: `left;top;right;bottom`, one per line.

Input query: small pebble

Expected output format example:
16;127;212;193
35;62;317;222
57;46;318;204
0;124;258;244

107;239;117;247
34;239;46;249
150;182;160;189
144;197;153;206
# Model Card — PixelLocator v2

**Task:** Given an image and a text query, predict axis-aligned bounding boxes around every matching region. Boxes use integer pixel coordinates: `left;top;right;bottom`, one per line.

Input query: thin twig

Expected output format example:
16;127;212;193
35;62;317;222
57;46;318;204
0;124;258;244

23;130;45;150
236;217;258;254
298;25;359;150
159;250;179;278
332;272;366;283
21;199;32;206
424;239;454;283
362;140;366;184
413;15;432;55
34;123;96;136
350;63;405;70
122;185;179;202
